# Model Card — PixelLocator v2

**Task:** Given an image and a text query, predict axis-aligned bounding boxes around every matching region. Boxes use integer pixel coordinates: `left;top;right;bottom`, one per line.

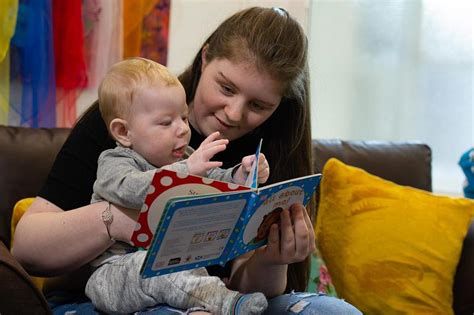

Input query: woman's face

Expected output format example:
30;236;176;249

189;56;282;141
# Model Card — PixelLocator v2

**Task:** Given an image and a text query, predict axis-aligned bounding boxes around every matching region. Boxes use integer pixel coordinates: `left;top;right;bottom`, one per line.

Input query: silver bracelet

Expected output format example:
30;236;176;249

101;202;115;242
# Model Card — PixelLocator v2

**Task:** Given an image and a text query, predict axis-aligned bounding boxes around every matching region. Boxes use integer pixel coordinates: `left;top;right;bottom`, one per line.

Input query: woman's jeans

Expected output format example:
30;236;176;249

48;291;362;314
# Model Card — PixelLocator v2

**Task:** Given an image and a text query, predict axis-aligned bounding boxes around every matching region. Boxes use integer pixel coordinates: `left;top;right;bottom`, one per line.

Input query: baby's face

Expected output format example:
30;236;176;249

126;83;191;167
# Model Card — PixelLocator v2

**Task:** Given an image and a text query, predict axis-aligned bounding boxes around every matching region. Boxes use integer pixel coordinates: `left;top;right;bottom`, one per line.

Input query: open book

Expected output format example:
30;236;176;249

130;141;321;278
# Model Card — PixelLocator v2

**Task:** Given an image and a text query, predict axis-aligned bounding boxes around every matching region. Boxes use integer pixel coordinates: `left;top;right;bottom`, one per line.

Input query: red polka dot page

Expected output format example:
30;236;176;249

131;169;249;248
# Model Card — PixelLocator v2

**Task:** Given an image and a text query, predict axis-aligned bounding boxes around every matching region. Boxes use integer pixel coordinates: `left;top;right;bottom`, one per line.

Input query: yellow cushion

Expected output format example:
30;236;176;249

10;197;35;245
10;197;45;290
315;158;474;315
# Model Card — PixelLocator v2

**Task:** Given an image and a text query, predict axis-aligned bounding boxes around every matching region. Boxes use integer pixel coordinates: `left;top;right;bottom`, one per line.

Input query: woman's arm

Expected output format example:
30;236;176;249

227;203;315;297
228;250;288;297
12;197;138;277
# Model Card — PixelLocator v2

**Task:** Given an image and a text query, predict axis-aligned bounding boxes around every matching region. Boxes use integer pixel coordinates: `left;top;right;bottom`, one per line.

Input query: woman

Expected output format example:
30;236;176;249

13;7;361;314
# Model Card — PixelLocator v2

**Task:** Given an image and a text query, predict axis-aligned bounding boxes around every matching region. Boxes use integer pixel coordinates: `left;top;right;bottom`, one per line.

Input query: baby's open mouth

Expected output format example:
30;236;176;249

172;145;186;158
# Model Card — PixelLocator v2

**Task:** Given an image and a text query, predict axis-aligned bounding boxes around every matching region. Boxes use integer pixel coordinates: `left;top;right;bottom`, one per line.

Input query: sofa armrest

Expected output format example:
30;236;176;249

0;241;51;314
453;220;474;315
0;125;70;249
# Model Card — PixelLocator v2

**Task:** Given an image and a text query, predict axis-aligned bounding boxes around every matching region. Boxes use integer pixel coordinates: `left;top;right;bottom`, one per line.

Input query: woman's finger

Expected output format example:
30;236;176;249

292;204;311;259
279;208;295;258
265;223;280;257
301;204;316;253
256;223;281;265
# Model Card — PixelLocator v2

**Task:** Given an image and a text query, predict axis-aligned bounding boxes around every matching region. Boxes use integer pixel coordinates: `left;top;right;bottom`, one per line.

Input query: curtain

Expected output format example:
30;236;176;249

309;0;473;195
10;0;56;127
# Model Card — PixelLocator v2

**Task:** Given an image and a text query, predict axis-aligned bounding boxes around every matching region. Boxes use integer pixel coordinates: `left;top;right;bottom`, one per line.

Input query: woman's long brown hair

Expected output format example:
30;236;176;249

179;7;314;292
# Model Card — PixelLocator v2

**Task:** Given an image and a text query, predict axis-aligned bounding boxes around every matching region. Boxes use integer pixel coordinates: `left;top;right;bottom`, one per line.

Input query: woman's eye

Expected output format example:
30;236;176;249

250;102;265;111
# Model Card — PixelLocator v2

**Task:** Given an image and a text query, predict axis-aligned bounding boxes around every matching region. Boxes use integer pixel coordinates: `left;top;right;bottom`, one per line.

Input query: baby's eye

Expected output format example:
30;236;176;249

159;120;172;126
220;84;234;96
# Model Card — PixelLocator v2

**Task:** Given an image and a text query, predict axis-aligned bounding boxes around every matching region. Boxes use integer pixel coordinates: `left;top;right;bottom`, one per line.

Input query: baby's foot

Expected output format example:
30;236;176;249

231;293;268;315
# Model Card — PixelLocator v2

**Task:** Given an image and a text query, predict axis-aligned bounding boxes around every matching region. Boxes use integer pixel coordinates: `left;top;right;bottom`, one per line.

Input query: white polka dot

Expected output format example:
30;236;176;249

227;183;239;190
141;204;149;212
160;176;173;186
202;177;214;184
147;185;155;194
177;172;188;179
137;233;149;242
134;223;142;231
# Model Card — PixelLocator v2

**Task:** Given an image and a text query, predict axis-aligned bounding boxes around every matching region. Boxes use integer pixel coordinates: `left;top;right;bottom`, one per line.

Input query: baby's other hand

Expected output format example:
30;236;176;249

235;153;270;185
256;153;269;184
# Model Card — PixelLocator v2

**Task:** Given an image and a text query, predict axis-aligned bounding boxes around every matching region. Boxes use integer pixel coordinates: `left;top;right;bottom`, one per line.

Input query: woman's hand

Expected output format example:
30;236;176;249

228;203;315;296
254;203;315;265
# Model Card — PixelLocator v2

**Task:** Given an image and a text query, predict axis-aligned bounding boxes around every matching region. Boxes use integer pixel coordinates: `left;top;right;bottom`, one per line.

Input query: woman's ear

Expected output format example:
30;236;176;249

201;44;209;72
109;118;132;147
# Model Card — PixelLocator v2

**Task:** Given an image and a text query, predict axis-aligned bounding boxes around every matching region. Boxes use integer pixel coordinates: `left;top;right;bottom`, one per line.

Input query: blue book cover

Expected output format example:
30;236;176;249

140;172;321;278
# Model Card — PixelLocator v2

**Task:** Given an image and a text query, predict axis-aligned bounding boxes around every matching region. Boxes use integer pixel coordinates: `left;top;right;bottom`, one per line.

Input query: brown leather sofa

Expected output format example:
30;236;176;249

1;125;473;314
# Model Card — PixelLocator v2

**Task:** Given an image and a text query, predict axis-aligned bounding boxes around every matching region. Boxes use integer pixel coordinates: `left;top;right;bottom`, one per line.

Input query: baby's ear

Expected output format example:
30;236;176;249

110;118;132;147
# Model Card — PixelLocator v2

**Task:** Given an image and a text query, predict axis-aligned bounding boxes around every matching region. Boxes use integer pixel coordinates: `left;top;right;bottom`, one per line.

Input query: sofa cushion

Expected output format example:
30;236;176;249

10;198;35;247
315;158;474;315
11;197;45;290
311;139;432;191
0;126;70;249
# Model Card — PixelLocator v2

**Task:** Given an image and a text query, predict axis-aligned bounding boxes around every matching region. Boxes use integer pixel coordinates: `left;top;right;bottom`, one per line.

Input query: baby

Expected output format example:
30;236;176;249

85;57;269;314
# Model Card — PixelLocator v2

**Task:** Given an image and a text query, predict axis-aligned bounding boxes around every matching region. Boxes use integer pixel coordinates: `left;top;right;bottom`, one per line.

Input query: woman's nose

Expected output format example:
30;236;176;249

224;98;245;123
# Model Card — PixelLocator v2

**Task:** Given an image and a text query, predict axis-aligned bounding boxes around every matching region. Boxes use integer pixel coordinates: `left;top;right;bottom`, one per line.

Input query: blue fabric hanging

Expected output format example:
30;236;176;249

459;148;474;199
10;0;56;127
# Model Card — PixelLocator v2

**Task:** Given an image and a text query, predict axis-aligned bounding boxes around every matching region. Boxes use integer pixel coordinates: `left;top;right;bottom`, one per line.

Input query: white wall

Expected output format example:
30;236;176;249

167;0;310;75
77;0;310;117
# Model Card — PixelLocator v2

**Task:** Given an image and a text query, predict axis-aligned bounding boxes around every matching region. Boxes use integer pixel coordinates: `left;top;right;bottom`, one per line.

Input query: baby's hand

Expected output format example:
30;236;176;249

186;131;228;176
255;153;270;184
234;153;270;185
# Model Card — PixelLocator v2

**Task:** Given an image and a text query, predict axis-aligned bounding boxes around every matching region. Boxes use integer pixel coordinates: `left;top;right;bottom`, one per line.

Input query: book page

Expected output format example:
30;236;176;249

142;195;248;277
131;169;248;248
232;174;321;257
